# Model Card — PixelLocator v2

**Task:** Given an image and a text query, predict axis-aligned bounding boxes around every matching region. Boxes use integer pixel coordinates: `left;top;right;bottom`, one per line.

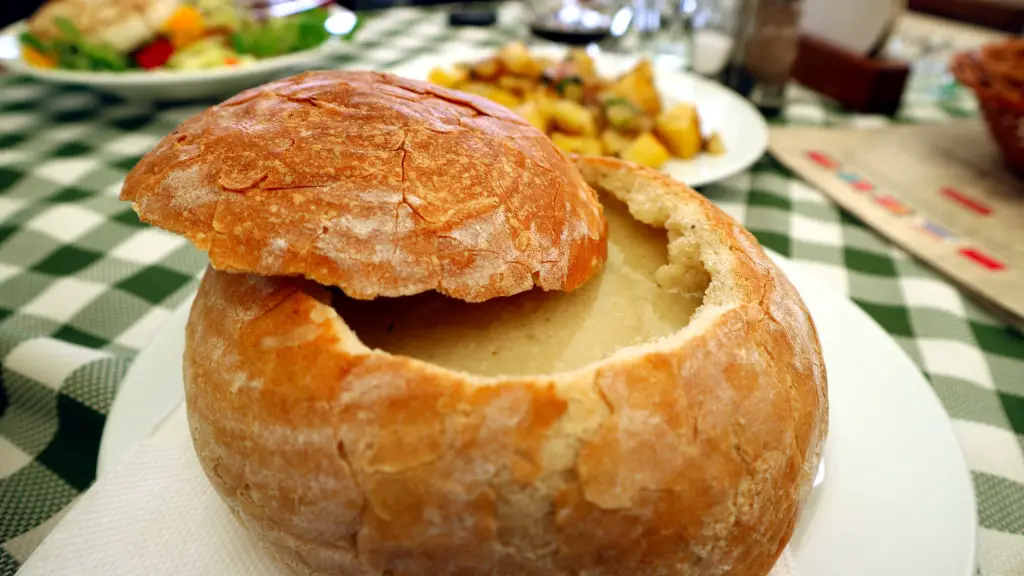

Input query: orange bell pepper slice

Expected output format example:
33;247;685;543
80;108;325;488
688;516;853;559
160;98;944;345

22;46;56;68
162;5;205;48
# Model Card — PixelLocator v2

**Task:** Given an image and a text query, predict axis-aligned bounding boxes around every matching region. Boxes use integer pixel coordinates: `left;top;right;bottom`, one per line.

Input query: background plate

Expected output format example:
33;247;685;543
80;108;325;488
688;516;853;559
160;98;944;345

0;6;358;102
384;47;769;188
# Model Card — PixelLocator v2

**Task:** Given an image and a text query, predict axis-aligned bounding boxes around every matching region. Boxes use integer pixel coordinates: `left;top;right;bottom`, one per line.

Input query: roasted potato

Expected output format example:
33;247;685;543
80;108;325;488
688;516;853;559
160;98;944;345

442;43;718;167
551;133;603;156
568;48;597;80
498;74;537;96
603;97;644;133
471;58;502;81
553;77;585;102
655;103;702;159
704;132;726;155
621;132;671;168
460;82;521;109
529;87;557;120
427;66;468;89
607;59;661;116
601;129;633;156
552;100;597;136
516;101;549;132
498;42;541;77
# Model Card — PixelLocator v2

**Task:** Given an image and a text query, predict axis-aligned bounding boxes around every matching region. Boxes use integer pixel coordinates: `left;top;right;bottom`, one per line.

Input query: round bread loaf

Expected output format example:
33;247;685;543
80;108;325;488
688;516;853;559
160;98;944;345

121;70;607;302
181;154;827;575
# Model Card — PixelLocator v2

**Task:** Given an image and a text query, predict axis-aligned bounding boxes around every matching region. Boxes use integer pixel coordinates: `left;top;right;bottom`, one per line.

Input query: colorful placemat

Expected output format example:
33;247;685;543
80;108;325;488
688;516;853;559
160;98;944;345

770;122;1024;332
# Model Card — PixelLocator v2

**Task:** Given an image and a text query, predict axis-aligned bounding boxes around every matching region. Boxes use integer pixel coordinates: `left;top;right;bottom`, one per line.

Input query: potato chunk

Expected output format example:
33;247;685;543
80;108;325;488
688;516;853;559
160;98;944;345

621;132;671;168
654;103;702;159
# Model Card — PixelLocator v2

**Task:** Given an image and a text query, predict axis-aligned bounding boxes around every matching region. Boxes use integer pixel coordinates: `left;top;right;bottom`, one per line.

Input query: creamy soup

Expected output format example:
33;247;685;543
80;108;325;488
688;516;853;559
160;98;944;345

333;194;705;376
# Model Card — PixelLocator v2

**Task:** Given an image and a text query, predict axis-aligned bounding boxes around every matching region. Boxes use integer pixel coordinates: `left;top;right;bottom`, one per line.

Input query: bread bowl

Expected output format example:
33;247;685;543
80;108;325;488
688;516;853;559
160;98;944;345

122;69;827;576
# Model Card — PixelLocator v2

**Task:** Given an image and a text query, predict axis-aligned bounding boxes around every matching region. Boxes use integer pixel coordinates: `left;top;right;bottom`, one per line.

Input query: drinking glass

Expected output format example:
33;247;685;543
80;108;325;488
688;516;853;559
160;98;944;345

691;0;804;114
631;0;696;70
528;0;629;46
689;0;738;76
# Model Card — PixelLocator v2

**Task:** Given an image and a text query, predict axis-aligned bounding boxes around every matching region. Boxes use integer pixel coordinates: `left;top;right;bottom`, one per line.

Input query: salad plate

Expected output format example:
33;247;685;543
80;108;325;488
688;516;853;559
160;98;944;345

0;5;359;102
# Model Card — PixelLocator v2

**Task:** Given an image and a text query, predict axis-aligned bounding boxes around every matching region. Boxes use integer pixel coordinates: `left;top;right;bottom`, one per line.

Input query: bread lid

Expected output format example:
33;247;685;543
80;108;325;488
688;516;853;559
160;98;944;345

120;70;608;302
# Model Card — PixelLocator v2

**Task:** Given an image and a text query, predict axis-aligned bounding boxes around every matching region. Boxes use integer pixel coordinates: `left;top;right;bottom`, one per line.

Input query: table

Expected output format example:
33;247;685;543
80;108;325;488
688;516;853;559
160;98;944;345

0;7;1022;576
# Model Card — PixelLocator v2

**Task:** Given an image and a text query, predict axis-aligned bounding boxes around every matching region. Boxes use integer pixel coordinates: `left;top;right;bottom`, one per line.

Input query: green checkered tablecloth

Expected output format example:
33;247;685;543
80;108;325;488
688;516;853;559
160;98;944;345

0;6;1022;575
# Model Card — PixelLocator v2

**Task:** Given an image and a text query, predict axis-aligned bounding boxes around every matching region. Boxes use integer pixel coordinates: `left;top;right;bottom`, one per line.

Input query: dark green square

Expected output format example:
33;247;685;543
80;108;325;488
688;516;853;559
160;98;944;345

0;226;16;246
748;189;791;211
0;98;37;112
35;395;102;491
33;246;102;276
844;247;897;276
755;154;791;177
0;308;10;325
751;230;791;256
998;391;1024;437
0;133;26;151
971;322;1024;362
114;156;144;172
0;167;23;191
855;300;914;337
46;188;93;203
52;108;95;123
112;208;147;228
118;266;193;305
839;209;864;227
111;115;153;132
53;325;107;349
51;141;94;158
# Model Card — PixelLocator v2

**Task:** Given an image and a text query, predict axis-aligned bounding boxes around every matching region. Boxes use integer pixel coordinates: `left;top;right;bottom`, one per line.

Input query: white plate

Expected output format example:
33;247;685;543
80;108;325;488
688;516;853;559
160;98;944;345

382;47;769;188
0;7;357;102
98;252;976;576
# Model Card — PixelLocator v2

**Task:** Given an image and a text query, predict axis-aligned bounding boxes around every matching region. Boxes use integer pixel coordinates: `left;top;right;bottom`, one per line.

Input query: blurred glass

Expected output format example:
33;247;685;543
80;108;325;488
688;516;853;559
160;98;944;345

631;0;696;70
528;0;628;45
689;0;737;76
883;33;958;100
692;0;803;115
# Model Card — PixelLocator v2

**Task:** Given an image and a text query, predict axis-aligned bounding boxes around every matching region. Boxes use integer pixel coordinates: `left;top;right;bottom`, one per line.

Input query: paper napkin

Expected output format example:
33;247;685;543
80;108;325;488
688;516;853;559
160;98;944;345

19;405;798;575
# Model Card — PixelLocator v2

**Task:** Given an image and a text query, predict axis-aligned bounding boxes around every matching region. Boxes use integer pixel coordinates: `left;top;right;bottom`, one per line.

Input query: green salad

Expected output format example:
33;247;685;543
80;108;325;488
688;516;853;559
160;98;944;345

20;2;358;72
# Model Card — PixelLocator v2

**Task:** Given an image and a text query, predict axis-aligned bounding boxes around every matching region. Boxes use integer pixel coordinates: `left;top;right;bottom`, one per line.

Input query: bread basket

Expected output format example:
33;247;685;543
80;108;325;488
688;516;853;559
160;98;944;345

951;38;1024;176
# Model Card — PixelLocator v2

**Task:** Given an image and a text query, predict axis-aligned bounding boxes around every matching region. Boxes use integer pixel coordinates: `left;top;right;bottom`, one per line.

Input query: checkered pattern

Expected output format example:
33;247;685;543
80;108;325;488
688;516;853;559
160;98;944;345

0;6;1022;575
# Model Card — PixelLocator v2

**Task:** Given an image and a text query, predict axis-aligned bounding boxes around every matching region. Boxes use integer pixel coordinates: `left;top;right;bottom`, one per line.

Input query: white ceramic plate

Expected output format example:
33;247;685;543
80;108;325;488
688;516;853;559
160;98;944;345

382;47;769;188
0;7;357;102
98;252;976;576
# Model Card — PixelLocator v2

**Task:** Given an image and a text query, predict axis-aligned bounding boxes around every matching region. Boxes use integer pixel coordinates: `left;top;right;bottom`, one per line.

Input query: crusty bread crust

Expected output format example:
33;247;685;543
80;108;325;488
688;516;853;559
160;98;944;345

184;157;827;576
121;70;608;302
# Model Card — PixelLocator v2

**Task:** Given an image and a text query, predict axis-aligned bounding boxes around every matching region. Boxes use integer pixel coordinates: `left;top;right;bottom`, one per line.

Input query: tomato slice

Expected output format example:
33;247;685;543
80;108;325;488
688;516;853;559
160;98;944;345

135;38;175;70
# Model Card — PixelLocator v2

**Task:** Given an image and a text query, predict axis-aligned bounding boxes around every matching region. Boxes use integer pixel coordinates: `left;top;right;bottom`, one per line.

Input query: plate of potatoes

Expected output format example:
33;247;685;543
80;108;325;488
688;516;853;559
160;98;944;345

386;42;768;188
